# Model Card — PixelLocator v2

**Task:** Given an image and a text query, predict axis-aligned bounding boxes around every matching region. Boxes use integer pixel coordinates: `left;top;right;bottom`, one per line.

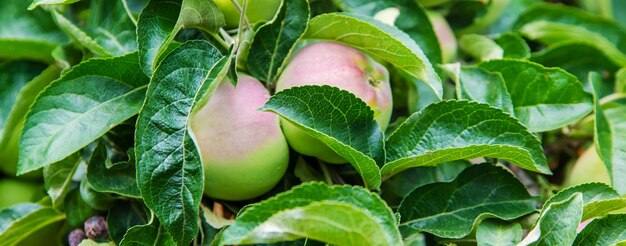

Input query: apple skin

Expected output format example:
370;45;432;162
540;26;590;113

276;42;393;164
564;146;610;187
214;0;281;29
427;11;457;63
190;75;289;201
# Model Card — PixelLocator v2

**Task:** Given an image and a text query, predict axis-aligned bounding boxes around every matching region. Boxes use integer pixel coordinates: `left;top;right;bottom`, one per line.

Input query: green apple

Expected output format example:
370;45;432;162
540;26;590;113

214;0;281;29
190;75;289;201
427;11;457;63
0;178;43;209
564;146;610;187
276;42;393;164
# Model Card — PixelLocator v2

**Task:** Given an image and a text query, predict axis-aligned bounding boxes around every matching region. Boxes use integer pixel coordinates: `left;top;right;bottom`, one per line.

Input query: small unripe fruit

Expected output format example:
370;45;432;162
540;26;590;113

68;228;86;246
214;0;281;28
276;42;393;164
84;215;108;239
191;75;289;201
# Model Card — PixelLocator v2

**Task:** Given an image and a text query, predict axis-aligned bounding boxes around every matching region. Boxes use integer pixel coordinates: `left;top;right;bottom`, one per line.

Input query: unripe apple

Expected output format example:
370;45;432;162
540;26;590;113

190;75;289;201
276;42;393;164
214;0;281;29
564;146;610;187
427;11;457;63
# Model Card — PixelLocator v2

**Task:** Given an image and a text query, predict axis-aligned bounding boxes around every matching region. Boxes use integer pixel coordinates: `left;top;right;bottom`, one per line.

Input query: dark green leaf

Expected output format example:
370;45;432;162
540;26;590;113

338;0;443;65
398;164;537;239
476;219;522;246
221;183;402;245
261;85;384;190
514;3;626;66
135;40;227;245
444;64;514;114
43;153;81;207
107;200;149;245
303;12;442;98
591;72;626;194
64;188;97;227
382;100;549;179
18;52;149;174
479;59;594;132
519;193;583;246
494;32;530;59
87;143;140;197
0;0;67;63
0;203;65;245
247;0;309;84
120;218;175;246
574;214;626;246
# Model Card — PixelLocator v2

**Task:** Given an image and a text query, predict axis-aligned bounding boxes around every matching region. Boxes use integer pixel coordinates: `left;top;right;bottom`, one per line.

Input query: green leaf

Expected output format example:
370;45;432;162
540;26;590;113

531;41;619;82
0;203;65;245
136;0;225;76
248;0;310;84
494;32;530;60
18;52;149;175
120;218;175;246
459;34;503;61
591;73;626;194
443;64;514;114
382;100;549;179
78;239;116;246
479;59;594;132
455;0;539;35
43;153;81;207
520;193;583;246
0;0;67;63
221;183;402;245
0;64;59;176
303;12;442;99
52;0;137;57
261;85;384;190
476;219;522;246
0;62;47;138
135;40;227;246
514;3;626;66
338;0;443;65
574;214;626;246
87;142;140;198
107;200;149;245
616;67;626;94
543;182;625;221
398;164;537;239
64;188;97;227
28;0;81;10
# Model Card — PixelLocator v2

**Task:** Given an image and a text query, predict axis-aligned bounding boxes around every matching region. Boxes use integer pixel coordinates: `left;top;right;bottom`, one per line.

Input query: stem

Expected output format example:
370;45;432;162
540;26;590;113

230;0;250;28
319;161;334;185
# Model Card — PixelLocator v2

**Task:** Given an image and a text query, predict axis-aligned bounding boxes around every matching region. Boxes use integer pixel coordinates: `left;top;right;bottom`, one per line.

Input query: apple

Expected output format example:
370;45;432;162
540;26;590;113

0;178;43;209
214;0;281;29
275;42;393;164
564;146;610;187
427;11;457;63
190;75;289;201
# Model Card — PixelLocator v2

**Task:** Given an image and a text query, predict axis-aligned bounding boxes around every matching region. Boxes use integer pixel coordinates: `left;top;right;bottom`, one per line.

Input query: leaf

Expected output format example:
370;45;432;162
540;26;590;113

519;193;583;246
135;40;227;245
18;52;149;175
43;153;81;207
247;0;310;84
443;64;514;114
51;0;137;57
136;0;225;76
64;188;97;227
494;32;530;59
459;34;503;61
479;59;594;132
455;0;539;35
78;239;116;246
260;85;384;190
28;0;81;10
476;219;522;246
0;64;59;176
87;142;140;197
514;3;626;66
591;72;626;194
543;182;625;221
398;164;537;239
0;0;67;63
0;203;65;245
338;0;443;65
531;41;619;82
574;214;626;246
120;219;175;246
220;183;402;246
303;12;442;99
381;100;549;179
107;200;149;245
